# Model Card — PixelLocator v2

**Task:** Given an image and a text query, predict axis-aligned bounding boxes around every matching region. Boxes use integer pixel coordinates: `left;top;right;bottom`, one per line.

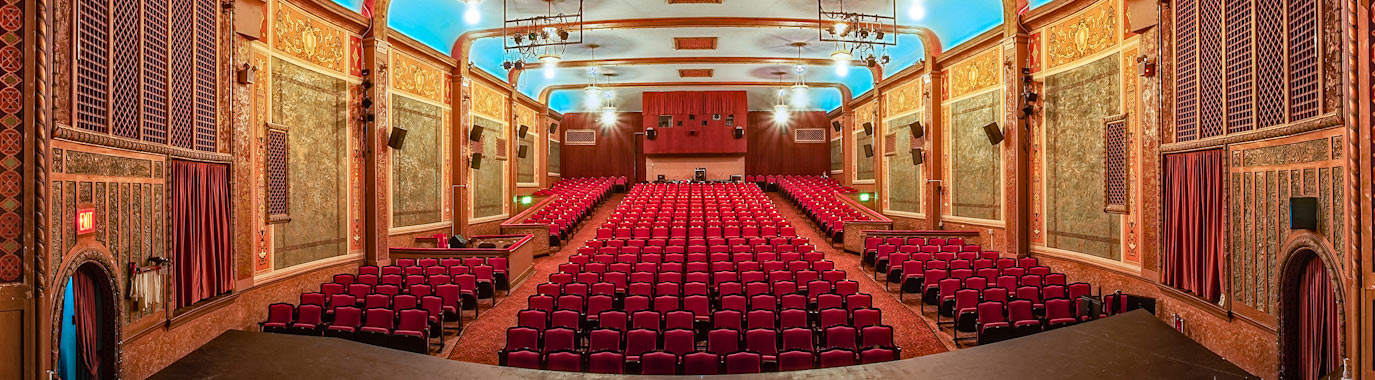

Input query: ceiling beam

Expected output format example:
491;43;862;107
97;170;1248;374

507;56;872;85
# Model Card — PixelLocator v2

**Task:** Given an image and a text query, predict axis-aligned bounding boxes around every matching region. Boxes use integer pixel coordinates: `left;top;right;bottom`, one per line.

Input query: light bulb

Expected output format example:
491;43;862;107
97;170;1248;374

584;86;602;109
600;107;617;127
773;105;790;124
463;1;480;25
790;85;809;108
909;1;927;21
543;66;556;79
834;22;848;35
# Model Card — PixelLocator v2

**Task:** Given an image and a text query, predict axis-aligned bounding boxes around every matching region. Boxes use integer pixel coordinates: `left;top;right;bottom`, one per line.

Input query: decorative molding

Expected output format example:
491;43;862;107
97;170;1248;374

948;48;1000;98
1045;0;1118;69
470;81;508;121
63;150;155;178
1159;115;1342;153
272;0;347;73
0;0;24;282
54;126;233;162
885;80;921;116
390;51;445;103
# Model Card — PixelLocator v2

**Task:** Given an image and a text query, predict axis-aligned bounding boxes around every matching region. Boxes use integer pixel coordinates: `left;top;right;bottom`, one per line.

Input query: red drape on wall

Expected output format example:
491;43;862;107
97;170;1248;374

559;112;643;181
172;160;233;308
745;111;831;176
641;91;748;155
1161;149;1224;301
73;268;101;378
1299;257;1340;379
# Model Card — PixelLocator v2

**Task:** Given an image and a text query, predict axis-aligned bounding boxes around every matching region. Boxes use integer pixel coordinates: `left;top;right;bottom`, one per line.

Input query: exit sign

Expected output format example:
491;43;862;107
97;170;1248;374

76;208;95;235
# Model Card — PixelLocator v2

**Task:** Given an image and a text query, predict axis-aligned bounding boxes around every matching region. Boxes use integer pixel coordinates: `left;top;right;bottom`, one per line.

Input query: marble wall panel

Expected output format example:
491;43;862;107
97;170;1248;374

1043;54;1122;260
885;112;922;214
270;58;348;269
949;90;1002;220
472;116;506;219
390;94;444;228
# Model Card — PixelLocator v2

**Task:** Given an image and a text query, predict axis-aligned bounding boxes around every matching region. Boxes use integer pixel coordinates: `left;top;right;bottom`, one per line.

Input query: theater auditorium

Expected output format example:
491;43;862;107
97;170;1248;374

2;0;1370;378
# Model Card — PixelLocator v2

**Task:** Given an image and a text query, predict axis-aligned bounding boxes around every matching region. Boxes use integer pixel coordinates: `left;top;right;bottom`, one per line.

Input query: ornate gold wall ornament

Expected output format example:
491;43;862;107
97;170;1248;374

391;52;445;103
471;82;509;122
272;2;346;73
949;49;1000;99
886;80;921;116
1045;0;1118;69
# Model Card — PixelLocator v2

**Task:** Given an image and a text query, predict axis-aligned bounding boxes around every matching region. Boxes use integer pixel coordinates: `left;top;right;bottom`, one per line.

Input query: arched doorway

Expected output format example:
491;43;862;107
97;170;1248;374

1279;248;1342;380
56;262;118;380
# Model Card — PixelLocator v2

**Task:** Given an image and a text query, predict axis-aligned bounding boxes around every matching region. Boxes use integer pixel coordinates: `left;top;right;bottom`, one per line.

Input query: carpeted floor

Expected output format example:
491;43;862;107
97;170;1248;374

445;189;950;364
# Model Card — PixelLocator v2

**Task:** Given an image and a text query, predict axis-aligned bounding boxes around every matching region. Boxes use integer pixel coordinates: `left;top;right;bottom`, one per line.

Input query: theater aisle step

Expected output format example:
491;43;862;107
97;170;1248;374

767;193;952;358
443;193;626;364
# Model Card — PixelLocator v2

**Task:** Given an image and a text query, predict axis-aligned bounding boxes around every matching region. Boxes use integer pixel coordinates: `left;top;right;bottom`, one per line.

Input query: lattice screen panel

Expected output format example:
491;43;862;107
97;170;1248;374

111;0;142;139
794;128;826;143
1195;0;1225;139
1287;0;1320;121
167;0;197;149
193;0;217;151
142;0;170;144
265;127;290;223
495;138;508;159
1173;0;1199;142
565;130;596;145
1254;0;1287;128
884;134;897;155
76;0;110;133
1223;0;1255;134
1103;114;1128;213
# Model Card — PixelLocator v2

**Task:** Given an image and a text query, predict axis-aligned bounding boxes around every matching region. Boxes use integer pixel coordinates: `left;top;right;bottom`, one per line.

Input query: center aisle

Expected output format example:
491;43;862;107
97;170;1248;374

447;193;626;365
766;193;949;359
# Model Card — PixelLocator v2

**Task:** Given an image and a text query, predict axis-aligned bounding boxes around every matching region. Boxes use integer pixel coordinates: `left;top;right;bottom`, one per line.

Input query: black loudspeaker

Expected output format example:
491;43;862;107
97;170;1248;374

863;144;874;158
646;128;657;140
387;126;408;149
983;122;1004;145
469;126;484;141
549;123;559;134
517;125;529;138
517;145;528;158
447;234;468;248
1077;296;1103;321
689;114;696;120
832;121;842;132
733;126;744;139
909;122;924;139
911;148;924;165
862;122;873;135
470;153;482;169
1291;197;1318;230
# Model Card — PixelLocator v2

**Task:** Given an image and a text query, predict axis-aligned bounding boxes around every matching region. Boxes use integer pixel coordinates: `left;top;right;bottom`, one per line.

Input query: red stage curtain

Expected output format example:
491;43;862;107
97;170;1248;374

73;268;101;378
172;160;233;308
1161;149;1224;301
1300;257;1340;379
641;91;748;155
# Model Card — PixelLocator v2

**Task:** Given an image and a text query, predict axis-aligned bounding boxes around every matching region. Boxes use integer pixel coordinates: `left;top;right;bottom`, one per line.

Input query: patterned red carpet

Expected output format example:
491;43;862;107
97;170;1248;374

445;190;949;364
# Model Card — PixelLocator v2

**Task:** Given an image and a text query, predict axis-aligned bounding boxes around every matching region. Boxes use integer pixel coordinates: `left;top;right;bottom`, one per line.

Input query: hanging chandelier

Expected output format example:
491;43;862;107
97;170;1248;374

818;0;896;69
773;71;791;125
501;0;583;73
789;43;810;109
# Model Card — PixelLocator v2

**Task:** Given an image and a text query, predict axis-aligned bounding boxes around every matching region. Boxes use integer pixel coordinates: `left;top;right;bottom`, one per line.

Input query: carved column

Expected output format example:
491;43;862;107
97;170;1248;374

450;70;468;238
362;38;391;265
925;69;944;231
1001;28;1032;256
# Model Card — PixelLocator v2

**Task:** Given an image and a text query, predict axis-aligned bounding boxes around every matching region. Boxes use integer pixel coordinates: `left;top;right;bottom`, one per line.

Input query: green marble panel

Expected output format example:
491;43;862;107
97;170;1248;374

271;58;349;269
950;90;1002;220
390;94;444;228
885;113;922;214
473;116;506;219
1043;53;1121;260
830;138;843;172
548;141;561;174
855;132;875;181
516;135;535;184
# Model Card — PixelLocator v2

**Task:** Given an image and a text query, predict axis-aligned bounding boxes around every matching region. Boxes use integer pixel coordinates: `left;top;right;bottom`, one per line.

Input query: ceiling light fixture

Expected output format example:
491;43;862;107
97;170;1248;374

773;104;790;125
819;0;896;72
501;0;582;73
463;0;481;25
909;0;927;20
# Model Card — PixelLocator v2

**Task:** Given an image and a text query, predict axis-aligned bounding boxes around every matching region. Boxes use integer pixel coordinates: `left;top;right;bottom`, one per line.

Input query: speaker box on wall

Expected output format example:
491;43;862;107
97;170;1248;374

832;121;842;132
733;126;744;139
517;125;529;138
909;122;924;139
1291;197;1318;230
387;127;408;149
646;128;657;140
549;123;559;134
863;144;874;158
689;114;696;120
470;153;483;169
517;145;528;158
983;122;1004;145
862;122;874;135
469;126;484;141
1125;0;1159;32
911;148;924;165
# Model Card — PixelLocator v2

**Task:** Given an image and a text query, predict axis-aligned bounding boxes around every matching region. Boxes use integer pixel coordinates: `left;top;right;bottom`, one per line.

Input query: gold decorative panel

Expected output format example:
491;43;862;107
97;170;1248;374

471;82;508;121
272;1;346;73
1045;0;1118;69
949;49;1000;98
886;80;921;116
391;52;445;103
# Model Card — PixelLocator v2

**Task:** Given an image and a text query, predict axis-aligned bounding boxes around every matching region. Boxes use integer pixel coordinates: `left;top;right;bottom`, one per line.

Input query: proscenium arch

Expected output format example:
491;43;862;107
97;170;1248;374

449;17;943;80
537;81;855;109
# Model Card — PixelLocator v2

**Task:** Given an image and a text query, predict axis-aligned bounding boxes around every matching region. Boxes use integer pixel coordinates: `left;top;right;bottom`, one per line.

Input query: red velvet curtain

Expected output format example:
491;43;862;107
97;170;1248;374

641;91;749;155
1300;257;1340;379
1161;149;1224;301
73;268;101;378
172;160;233;308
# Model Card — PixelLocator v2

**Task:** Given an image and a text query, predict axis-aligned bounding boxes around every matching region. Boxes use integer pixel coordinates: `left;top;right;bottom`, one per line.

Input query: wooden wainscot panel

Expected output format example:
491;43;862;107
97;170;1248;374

390;234;537;288
861;229;984;248
833;191;893;254
500;196;558;256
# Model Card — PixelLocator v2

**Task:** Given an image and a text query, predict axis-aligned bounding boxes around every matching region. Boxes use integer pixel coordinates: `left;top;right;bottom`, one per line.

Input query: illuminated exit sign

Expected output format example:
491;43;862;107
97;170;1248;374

76;208;96;235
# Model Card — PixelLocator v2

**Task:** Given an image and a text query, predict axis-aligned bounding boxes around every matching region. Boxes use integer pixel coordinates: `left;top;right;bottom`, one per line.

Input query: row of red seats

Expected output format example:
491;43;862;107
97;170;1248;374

504;345;897;374
777;176;870;242
525;177;615;243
